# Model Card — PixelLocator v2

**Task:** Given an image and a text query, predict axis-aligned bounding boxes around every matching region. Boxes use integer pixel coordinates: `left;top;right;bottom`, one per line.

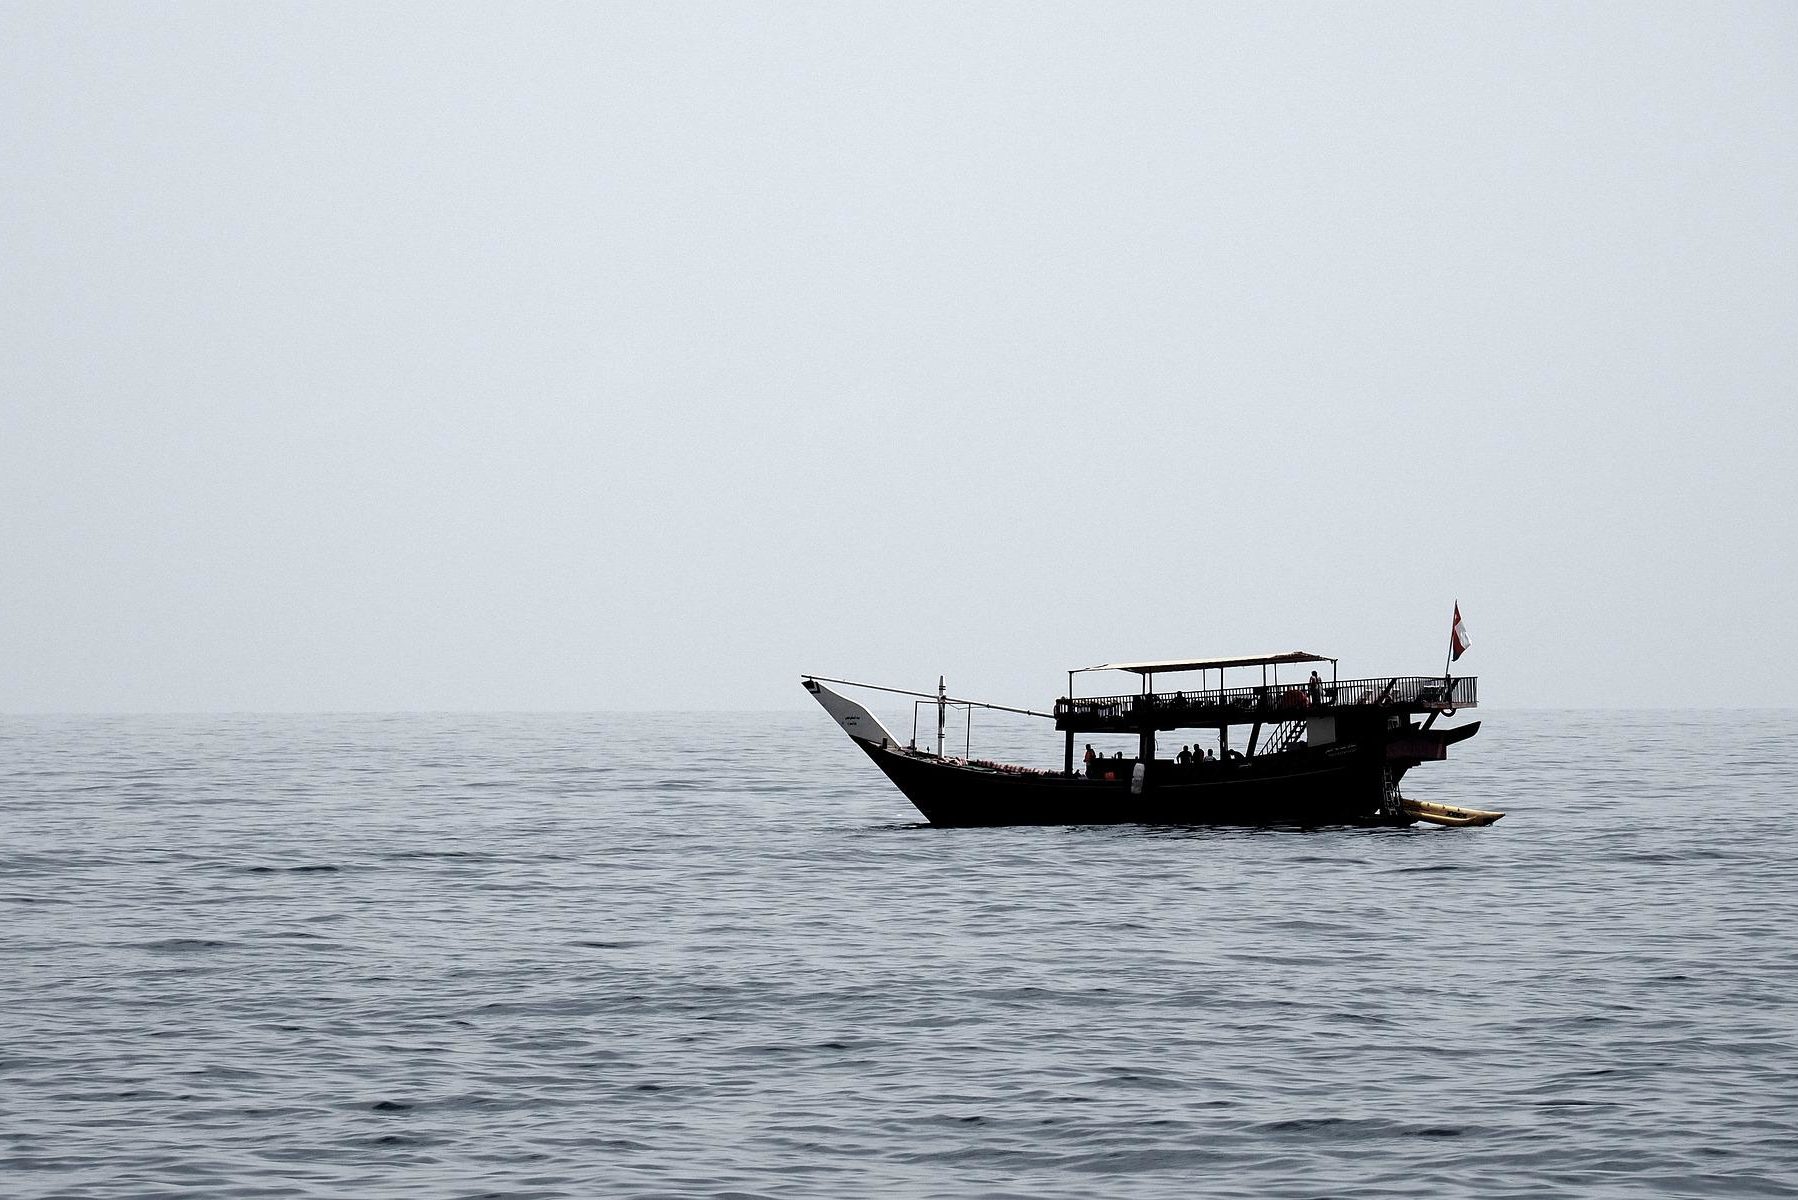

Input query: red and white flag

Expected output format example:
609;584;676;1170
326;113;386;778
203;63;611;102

1449;603;1471;662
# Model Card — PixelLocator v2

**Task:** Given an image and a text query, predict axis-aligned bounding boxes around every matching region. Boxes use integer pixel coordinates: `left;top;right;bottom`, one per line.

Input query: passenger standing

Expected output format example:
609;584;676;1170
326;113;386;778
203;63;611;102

1308;670;1323;705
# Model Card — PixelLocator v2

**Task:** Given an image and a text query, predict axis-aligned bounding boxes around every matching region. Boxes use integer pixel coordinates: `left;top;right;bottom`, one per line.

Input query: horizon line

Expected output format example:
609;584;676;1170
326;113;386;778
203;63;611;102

3;704;1794;717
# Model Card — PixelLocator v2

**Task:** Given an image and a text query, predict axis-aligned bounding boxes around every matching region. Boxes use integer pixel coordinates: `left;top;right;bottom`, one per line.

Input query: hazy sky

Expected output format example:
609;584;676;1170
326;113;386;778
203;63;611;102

4;2;1794;711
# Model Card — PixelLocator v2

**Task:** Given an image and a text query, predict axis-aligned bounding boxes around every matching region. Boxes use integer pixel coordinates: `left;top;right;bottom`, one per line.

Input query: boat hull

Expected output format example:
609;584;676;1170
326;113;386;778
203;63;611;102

853;739;1408;828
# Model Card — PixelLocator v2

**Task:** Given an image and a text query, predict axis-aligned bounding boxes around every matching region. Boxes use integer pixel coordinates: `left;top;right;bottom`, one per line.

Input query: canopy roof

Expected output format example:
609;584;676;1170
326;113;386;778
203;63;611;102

1077;651;1334;675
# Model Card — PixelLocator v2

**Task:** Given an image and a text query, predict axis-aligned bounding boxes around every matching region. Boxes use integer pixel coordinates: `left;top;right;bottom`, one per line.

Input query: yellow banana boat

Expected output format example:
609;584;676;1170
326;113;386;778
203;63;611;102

1401;799;1505;827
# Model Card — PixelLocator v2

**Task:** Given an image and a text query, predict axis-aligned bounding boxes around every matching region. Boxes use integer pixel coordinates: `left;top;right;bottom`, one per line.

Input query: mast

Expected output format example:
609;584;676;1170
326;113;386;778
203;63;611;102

937;675;946;757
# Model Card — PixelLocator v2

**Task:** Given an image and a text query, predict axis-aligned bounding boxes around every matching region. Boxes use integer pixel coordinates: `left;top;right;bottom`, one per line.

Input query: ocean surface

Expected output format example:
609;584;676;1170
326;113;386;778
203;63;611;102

3;709;1795;1199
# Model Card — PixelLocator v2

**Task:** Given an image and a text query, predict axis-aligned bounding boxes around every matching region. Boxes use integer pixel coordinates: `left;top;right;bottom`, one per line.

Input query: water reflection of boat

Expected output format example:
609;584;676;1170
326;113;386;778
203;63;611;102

803;651;1492;828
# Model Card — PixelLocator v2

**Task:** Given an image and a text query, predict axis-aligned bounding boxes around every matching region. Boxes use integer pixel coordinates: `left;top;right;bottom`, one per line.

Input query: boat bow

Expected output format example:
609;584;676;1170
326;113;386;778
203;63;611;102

803;678;906;750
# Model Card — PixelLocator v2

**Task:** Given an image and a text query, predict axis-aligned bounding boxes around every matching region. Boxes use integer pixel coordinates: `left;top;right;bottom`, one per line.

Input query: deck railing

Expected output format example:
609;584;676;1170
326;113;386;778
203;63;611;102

1055;675;1476;728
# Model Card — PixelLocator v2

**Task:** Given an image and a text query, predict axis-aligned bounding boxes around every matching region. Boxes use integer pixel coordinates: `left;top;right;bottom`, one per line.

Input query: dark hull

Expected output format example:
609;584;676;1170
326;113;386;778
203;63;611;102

854;739;1411;828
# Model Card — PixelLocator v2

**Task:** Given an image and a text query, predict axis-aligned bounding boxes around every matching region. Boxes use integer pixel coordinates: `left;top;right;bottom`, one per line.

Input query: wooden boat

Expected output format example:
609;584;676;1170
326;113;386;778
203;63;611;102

803;651;1497;828
1400;799;1505;827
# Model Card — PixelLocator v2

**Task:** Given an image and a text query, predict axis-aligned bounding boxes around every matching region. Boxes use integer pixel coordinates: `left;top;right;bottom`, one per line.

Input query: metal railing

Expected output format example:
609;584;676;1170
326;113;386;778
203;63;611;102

1055;675;1477;727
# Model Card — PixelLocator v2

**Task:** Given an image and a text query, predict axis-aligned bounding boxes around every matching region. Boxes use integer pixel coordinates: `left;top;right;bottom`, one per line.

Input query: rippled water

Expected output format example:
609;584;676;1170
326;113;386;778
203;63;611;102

4;710;1796;1198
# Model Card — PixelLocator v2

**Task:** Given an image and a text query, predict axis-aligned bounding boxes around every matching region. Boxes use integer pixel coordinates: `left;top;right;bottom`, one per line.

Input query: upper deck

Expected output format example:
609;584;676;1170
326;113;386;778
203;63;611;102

1054;675;1477;733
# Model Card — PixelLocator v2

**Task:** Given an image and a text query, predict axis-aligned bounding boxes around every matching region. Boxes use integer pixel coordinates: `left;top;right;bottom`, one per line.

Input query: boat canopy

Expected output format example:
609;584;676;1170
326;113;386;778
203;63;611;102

1076;651;1334;675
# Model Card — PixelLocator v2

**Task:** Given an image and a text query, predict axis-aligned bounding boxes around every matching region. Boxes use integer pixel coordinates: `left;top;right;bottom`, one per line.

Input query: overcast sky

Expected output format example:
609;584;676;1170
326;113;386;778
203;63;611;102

3;2;1794;711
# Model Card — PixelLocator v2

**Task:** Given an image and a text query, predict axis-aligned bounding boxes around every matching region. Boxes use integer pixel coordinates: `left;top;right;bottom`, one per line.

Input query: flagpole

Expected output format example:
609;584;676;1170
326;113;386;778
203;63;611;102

1444;600;1455;681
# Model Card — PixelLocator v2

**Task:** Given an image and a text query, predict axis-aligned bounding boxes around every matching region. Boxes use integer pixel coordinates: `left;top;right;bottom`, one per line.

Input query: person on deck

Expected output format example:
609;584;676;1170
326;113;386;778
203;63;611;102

1083;744;1096;767
1177;745;1193;765
1309;670;1324;705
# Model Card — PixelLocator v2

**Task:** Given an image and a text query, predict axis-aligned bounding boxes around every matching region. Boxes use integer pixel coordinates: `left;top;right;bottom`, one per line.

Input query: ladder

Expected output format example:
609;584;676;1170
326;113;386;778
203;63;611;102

1257;719;1306;756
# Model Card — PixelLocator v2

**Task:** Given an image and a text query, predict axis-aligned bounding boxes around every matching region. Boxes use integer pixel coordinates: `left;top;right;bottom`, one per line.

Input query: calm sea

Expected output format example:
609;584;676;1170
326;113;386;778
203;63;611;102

3;710;1795;1199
